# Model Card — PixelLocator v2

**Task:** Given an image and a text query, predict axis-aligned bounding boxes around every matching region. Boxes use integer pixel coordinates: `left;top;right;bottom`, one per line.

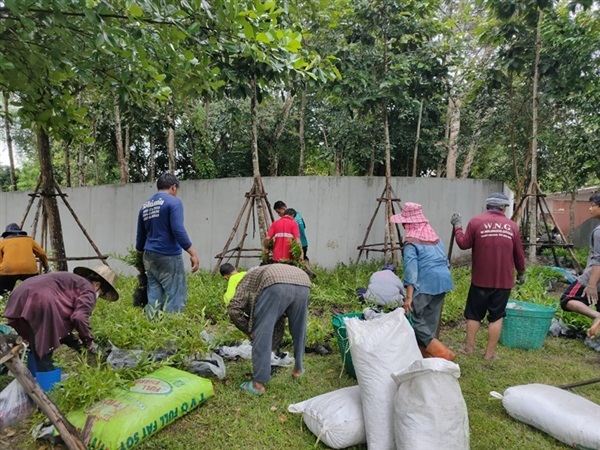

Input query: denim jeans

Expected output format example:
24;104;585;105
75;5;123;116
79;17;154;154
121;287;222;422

143;250;187;319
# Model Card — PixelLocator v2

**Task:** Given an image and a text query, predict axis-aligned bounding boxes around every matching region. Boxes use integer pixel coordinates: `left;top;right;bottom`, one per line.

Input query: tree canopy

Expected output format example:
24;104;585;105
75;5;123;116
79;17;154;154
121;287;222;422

0;0;598;194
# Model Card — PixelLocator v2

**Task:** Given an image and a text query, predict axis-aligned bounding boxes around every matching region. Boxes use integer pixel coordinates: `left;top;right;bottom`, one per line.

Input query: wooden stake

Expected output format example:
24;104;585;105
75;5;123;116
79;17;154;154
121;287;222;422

356;185;403;264
0;336;86;450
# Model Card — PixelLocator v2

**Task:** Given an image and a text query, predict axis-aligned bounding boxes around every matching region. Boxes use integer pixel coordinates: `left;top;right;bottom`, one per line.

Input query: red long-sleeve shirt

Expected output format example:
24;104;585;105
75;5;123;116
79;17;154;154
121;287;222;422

455;210;526;289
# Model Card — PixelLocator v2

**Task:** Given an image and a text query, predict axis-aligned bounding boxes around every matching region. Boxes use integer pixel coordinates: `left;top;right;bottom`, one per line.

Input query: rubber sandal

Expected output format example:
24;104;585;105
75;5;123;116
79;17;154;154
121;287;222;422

240;381;263;396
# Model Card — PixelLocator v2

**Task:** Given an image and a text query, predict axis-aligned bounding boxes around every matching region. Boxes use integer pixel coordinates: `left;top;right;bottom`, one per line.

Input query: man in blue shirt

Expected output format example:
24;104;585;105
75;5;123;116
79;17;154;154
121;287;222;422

136;173;199;318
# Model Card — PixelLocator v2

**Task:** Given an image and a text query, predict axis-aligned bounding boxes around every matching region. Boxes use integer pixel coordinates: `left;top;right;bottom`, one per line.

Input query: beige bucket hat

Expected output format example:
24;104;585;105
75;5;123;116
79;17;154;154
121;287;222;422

73;265;119;301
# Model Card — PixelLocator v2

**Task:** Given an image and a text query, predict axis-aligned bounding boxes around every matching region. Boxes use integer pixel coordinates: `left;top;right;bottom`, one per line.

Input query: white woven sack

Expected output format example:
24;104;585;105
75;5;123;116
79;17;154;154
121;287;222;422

391;358;469;450
288;386;366;449
494;383;600;449
346;308;422;450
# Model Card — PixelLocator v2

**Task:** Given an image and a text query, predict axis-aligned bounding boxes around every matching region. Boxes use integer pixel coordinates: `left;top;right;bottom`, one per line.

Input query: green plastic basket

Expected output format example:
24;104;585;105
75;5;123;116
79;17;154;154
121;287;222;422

499;300;556;350
332;313;363;379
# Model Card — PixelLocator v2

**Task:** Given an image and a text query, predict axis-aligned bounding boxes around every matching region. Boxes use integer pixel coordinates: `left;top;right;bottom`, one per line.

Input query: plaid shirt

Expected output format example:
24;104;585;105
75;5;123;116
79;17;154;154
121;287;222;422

227;264;311;335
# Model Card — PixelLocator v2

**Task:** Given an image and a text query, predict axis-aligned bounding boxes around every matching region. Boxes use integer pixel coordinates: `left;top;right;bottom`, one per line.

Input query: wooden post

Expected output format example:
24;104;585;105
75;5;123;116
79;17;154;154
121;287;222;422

357;185;403;264
0;336;86;450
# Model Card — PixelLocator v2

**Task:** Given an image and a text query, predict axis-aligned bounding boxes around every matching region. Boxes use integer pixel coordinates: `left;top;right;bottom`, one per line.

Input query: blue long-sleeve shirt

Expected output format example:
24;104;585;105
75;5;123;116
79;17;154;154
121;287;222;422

136;193;192;256
403;240;454;297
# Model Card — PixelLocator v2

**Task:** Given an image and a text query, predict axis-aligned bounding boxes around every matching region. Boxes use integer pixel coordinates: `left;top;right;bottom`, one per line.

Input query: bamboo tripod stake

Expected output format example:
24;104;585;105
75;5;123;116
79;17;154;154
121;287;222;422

213;176;275;272
0;334;87;450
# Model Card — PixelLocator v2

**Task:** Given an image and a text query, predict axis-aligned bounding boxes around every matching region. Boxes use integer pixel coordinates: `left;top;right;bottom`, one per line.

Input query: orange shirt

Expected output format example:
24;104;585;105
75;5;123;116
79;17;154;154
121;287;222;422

0;236;48;275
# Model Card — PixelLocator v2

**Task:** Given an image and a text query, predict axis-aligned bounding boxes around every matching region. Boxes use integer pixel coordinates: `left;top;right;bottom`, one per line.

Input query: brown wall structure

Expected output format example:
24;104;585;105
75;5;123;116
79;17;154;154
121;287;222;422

545;186;599;244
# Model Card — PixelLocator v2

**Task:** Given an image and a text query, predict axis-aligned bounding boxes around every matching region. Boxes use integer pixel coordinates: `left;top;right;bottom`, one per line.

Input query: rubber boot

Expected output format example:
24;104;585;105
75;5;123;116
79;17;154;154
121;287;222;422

425;338;456;361
418;345;431;358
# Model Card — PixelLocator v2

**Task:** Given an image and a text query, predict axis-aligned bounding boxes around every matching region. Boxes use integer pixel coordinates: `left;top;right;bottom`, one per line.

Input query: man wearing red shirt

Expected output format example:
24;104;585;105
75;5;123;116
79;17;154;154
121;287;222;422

451;192;526;360
264;209;302;262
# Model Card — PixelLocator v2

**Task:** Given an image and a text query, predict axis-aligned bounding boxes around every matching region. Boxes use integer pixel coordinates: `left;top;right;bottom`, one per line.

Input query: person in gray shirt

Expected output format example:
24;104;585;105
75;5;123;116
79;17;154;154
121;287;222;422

356;264;405;307
560;193;600;339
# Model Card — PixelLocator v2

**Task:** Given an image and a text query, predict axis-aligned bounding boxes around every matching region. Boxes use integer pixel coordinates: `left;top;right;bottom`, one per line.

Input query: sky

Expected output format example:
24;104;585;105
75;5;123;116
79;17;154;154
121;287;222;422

0;136;21;167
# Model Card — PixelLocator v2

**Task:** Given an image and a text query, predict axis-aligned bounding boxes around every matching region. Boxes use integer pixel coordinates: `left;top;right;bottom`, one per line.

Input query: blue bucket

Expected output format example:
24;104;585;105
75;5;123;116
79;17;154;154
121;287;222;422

36;368;62;392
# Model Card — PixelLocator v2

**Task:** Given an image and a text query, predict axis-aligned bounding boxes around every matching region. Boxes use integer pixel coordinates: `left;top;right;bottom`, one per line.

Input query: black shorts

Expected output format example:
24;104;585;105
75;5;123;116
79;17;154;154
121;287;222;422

302;246;309;261
464;285;511;323
560;281;599;312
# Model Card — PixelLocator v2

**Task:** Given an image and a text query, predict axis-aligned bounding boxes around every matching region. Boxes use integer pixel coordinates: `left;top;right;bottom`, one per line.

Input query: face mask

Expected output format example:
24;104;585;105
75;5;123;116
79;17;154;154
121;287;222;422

95;290;101;300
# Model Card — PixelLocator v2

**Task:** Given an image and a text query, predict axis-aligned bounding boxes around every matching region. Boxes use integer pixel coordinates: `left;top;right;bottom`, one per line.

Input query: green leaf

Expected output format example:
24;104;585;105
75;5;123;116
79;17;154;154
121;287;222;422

240;18;255;39
256;32;271;43
128;4;144;18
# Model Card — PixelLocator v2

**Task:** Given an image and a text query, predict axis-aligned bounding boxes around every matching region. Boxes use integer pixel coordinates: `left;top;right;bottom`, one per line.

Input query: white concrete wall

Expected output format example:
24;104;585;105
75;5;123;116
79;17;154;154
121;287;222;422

0;177;505;274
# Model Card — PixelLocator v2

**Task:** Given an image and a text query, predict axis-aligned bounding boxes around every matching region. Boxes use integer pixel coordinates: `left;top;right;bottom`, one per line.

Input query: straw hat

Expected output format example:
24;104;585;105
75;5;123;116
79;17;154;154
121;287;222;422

73;265;119;301
390;202;429;224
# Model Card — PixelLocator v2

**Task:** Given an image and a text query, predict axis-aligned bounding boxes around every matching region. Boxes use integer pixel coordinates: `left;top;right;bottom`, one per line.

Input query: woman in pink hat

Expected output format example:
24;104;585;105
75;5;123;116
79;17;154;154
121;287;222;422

391;202;455;361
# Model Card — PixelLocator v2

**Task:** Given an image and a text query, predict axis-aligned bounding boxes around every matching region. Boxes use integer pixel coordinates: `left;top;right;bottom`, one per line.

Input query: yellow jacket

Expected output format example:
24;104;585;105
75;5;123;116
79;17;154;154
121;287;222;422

0;236;49;275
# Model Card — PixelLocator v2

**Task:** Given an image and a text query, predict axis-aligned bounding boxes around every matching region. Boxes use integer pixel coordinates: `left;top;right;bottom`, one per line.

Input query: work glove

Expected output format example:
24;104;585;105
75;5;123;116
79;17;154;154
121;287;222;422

450;213;462;228
85;341;98;355
61;333;83;352
516;273;526;285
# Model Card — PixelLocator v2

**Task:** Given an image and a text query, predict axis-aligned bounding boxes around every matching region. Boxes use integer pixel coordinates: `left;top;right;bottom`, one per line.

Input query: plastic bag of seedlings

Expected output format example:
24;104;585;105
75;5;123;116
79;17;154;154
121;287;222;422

185;353;226;379
0;379;36;429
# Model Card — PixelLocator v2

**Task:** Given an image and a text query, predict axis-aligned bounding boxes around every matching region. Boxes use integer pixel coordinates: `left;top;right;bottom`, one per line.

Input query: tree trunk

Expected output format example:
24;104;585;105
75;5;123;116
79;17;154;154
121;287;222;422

78;143;85;186
460;111;488;178
320;125;331;175
93;119;99;185
77;92;85;187
568;190;576;242
250;77;267;238
167;114;176;173
37;127;67;271
368;142;375;176
298;89;307;176
383;100;394;245
269;154;279;176
528;10;543;264
3;94;17;191
204;99;210;131
509;75;521;202
64;140;71;187
445;96;461;179
412;99;424;177
113;93;128;184
124;124;130;177
460;131;480;178
149;135;156;182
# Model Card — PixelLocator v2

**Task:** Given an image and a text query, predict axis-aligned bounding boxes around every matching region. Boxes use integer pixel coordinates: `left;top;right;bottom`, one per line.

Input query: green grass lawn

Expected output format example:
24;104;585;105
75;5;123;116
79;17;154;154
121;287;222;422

1;260;599;449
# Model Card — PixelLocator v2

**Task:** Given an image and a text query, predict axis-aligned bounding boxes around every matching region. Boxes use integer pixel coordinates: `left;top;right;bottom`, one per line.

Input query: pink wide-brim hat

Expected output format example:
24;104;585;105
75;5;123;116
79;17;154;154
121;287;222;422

390;202;429;224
